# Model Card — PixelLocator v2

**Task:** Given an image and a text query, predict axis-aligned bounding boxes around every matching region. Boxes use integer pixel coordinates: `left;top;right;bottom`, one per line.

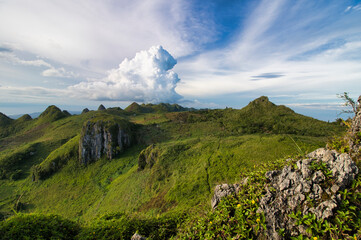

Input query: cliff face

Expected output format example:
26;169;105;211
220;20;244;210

79;120;133;165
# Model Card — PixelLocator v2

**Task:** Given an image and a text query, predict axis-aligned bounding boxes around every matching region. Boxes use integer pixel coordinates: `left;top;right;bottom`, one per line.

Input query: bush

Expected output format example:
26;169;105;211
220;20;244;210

0;214;80;240
77;212;182;240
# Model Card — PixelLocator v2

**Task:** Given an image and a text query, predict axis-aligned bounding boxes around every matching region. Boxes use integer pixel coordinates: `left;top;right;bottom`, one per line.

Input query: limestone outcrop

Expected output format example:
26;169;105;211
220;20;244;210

131;233;147;240
79;120;133;165
138;144;158;171
258;148;359;239
211;184;238;209
211;178;248;209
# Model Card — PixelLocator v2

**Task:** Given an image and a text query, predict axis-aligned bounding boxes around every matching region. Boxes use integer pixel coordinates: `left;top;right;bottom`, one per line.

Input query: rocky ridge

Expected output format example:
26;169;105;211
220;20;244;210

79;120;133;165
258;148;358;239
211;148;359;239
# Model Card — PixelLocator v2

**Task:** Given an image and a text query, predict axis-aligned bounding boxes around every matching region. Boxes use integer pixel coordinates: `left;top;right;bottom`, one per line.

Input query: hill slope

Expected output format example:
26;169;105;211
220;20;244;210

0;98;345;223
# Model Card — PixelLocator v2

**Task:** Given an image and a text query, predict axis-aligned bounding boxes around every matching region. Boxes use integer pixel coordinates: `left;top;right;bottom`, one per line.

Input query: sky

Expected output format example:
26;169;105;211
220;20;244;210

0;0;361;121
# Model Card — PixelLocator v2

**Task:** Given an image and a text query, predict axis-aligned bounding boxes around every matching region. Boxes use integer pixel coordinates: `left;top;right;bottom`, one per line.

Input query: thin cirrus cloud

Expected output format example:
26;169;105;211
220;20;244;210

0;50;76;78
176;0;361;103
0;0;216;73
68;45;182;103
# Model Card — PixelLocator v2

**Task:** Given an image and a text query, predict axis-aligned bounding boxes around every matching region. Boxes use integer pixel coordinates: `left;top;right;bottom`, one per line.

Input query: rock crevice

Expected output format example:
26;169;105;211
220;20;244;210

79;120;133;165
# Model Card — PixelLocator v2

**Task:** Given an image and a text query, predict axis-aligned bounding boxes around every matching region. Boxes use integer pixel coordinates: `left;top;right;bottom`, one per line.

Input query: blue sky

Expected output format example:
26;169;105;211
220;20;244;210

0;0;361;121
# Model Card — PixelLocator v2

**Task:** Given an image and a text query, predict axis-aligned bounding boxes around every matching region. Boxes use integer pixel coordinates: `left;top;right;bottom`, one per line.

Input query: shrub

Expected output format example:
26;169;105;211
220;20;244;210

77;212;182;240
0;214;80;240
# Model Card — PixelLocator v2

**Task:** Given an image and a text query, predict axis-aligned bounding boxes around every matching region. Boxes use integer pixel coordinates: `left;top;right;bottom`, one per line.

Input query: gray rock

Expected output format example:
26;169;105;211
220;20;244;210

331;184;340;193
329;153;359;191
131;233;147;240
265;170;280;181
211;184;237;209
279;179;290;191
79;120;133;165
313;200;338;219
312;171;325;184
258;148;359;239
312;184;323;198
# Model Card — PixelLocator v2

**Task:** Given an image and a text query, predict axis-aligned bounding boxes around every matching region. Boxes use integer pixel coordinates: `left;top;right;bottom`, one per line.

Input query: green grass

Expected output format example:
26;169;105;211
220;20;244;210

0;99;349;238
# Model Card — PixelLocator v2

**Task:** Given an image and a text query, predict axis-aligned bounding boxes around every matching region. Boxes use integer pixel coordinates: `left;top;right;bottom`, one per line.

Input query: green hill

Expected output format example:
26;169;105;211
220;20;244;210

125;102;193;114
0;97;349;238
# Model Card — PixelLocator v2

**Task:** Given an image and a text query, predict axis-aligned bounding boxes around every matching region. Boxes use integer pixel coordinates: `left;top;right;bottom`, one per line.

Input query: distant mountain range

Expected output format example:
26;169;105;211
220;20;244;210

9;111;82;119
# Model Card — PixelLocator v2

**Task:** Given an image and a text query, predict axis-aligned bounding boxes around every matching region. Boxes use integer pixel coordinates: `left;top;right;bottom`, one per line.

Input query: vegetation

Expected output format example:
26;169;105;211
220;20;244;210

0;97;354;239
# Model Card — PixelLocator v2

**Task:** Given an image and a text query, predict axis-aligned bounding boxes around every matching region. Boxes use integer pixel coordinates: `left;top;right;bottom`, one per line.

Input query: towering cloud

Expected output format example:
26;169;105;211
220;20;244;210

69;46;182;103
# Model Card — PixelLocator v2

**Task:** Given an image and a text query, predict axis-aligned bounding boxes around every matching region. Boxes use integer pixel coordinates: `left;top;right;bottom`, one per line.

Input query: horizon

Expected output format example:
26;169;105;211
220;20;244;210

1;97;353;122
1;0;360;121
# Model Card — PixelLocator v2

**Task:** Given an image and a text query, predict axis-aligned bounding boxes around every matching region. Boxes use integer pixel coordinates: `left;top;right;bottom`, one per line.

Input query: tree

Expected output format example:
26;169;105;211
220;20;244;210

337;92;360;115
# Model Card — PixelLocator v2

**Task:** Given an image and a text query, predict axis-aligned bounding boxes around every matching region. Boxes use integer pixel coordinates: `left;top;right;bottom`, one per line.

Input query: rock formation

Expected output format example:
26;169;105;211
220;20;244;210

81;108;89;114
79;120;133;165
211;178;248;209
258;148;358;239
131;233;147;240
138;144;158;171
211;184;238;209
98;104;106;111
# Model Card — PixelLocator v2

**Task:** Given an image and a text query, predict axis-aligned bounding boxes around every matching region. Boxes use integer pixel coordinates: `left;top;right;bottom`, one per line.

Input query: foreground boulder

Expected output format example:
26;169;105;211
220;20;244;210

258;148;359;239
79;119;134;165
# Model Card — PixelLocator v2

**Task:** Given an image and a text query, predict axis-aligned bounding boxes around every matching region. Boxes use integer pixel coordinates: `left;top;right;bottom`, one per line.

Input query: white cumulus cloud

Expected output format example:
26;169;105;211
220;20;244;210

68;46;182;103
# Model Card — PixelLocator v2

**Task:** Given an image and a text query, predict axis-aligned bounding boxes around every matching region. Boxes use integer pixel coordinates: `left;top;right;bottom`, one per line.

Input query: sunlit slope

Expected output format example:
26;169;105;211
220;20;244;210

0;97;344;220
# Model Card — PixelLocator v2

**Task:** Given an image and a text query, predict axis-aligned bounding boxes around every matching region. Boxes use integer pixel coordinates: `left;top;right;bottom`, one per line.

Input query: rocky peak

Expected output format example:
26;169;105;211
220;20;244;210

62;110;71;116
244;96;280;112
16;114;32;122
38;105;68;122
98;104;106;111
79;119;133;165
0;112;13;125
125;102;142;113
81;108;89;114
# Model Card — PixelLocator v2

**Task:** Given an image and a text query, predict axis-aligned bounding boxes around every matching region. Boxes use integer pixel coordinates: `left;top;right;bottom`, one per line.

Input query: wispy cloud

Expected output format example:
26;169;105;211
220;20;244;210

0;0;217;73
0;51;51;67
176;0;361;104
345;4;361;12
42;67;77;78
0;50;77;78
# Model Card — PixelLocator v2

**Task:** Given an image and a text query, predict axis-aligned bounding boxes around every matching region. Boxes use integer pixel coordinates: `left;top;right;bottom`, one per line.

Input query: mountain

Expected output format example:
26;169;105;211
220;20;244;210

125;102;194;114
0;112;13;126
0;97;354;239
9;111;82;120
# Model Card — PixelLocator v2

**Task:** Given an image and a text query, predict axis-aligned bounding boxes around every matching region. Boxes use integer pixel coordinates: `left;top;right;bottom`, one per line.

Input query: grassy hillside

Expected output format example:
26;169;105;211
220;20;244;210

0;97;346;236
